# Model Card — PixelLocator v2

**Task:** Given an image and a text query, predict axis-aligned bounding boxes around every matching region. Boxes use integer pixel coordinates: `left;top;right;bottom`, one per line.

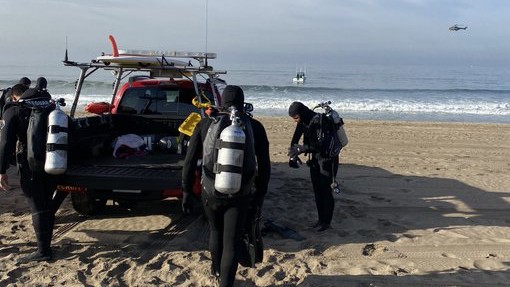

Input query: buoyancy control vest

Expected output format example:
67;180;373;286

202;111;257;198
326;109;348;148
18;97;55;174
308;113;341;159
15;97;68;175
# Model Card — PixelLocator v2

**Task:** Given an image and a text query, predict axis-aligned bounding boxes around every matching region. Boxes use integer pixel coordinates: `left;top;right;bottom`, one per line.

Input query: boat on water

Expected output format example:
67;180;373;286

293;67;306;84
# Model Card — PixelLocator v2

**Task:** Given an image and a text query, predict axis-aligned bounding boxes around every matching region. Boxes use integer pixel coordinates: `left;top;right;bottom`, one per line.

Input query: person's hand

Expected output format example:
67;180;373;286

181;192;197;215
287;144;304;158
0;174;10;191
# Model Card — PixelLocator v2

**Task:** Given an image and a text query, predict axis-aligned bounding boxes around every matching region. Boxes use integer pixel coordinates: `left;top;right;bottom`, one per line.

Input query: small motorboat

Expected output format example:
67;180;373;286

293;68;306;84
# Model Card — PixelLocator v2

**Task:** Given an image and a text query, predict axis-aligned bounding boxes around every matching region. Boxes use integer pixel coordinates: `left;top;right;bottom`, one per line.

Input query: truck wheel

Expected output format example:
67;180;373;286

71;190;106;216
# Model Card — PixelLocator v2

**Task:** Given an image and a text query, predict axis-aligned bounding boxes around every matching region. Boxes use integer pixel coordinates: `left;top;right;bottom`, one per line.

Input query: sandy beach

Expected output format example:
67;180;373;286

1;117;509;286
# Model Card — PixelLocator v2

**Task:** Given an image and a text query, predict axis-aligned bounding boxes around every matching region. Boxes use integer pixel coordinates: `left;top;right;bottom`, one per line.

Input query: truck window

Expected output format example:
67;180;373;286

117;87;199;115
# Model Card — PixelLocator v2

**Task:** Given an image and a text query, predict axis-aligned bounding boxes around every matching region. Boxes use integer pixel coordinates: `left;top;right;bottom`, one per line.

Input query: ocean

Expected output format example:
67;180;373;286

1;63;509;123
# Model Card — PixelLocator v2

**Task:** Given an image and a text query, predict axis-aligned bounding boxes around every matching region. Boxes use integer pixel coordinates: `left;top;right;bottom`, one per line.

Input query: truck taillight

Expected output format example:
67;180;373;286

162;188;182;198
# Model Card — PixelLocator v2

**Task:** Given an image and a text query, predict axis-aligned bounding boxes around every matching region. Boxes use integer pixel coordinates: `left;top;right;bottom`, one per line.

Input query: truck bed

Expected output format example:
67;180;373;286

60;153;186;191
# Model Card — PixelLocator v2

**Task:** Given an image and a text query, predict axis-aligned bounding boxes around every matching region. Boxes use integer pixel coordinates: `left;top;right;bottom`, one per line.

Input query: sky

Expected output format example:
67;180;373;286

1;0;510;69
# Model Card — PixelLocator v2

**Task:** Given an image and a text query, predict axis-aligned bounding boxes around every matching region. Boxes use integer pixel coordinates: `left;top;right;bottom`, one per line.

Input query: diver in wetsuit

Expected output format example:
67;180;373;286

182;85;270;287
0;81;60;262
288;101;338;232
1;77;31;119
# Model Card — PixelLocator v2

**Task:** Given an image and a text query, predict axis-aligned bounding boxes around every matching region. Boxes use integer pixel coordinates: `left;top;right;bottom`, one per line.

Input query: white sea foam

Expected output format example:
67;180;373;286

52;91;510;124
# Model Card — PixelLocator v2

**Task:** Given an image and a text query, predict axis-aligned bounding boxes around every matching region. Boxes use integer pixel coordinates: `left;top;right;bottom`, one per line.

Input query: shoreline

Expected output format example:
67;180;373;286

257;115;510;126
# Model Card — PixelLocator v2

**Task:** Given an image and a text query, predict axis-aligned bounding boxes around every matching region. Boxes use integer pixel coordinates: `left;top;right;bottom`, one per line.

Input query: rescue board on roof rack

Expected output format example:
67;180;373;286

95;35;215;68
96;54;190;67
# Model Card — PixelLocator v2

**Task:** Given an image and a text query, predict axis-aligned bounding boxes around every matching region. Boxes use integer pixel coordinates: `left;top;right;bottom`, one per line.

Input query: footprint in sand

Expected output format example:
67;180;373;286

356;229;380;238
362;243;387;256
370;195;391;202
256;265;274;277
346;206;366;218
402;233;421;239
335;229;349;237
441;253;459;258
393;266;416;276
10;224;27;234
473;259;506;271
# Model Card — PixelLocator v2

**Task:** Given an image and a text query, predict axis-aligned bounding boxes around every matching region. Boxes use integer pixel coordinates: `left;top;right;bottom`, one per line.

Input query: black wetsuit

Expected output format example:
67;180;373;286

182;115;270;287
1;88;13;119
290;112;338;229
0;94;58;258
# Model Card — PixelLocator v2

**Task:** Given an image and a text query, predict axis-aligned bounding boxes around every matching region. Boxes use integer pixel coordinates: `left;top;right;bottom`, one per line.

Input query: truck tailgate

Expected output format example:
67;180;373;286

59;153;186;190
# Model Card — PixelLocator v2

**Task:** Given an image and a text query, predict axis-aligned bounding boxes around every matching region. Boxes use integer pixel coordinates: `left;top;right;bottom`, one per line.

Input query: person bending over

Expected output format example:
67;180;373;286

287;101;338;232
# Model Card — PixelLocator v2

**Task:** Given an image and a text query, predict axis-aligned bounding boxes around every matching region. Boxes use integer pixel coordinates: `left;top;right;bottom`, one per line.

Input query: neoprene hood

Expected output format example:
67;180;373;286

221;85;244;111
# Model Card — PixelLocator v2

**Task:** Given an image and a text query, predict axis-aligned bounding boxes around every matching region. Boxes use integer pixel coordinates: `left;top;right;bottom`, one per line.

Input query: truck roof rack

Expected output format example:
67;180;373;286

63;35;225;76
62;36;226;118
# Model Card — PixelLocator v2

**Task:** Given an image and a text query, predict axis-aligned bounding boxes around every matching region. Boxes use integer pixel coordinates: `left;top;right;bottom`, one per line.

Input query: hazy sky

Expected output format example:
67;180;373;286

1;0;509;68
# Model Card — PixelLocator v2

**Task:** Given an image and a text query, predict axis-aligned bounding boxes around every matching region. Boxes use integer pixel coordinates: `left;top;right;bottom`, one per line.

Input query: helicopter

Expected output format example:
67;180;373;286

449;24;467;31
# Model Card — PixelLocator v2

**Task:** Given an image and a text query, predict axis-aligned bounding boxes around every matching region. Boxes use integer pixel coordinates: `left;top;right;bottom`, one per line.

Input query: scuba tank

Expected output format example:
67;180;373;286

214;108;246;194
44;99;68;175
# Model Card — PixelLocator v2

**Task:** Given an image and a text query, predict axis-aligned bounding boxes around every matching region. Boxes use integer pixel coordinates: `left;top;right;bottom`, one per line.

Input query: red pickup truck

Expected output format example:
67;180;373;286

58;51;226;215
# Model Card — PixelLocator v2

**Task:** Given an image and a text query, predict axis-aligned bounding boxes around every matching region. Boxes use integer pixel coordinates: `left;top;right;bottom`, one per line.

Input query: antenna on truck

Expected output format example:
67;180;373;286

205;0;209;68
64;36;68;62
63;36;75;65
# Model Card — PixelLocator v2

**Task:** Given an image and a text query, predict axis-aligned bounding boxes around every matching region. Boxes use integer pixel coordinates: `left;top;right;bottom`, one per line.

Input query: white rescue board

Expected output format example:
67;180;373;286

96;55;189;67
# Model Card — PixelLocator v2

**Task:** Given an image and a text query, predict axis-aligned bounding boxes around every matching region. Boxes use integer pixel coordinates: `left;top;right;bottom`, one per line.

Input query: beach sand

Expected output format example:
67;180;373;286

1;117;509;286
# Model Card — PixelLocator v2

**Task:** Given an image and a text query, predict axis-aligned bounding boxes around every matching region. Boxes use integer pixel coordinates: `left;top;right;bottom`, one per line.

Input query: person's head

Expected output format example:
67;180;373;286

18;77;31;87
221;85;244;111
35;77;48;91
10;84;28;101
288;101;314;124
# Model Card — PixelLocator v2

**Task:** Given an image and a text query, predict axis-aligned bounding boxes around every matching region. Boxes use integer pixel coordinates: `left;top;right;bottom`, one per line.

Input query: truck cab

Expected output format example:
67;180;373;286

58;49;226;215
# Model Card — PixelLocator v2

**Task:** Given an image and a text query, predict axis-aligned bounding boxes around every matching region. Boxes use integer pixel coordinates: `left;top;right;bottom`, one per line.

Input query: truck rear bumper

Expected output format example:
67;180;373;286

58;164;183;200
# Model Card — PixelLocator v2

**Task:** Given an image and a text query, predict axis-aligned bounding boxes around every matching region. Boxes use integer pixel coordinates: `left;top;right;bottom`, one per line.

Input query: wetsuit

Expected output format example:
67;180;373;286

290;106;338;230
182;115;270;287
0;88;12;119
0;90;58;260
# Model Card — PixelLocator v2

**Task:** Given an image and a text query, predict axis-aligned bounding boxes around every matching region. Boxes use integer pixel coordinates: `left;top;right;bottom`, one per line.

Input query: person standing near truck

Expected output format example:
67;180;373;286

181;85;270;287
0;80;58;263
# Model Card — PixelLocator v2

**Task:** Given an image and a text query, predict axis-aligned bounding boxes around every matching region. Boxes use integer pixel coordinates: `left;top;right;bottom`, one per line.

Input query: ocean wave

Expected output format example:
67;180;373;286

5;79;510;95
247;99;510;116
40;80;509;123
240;84;510;94
51;92;510;119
